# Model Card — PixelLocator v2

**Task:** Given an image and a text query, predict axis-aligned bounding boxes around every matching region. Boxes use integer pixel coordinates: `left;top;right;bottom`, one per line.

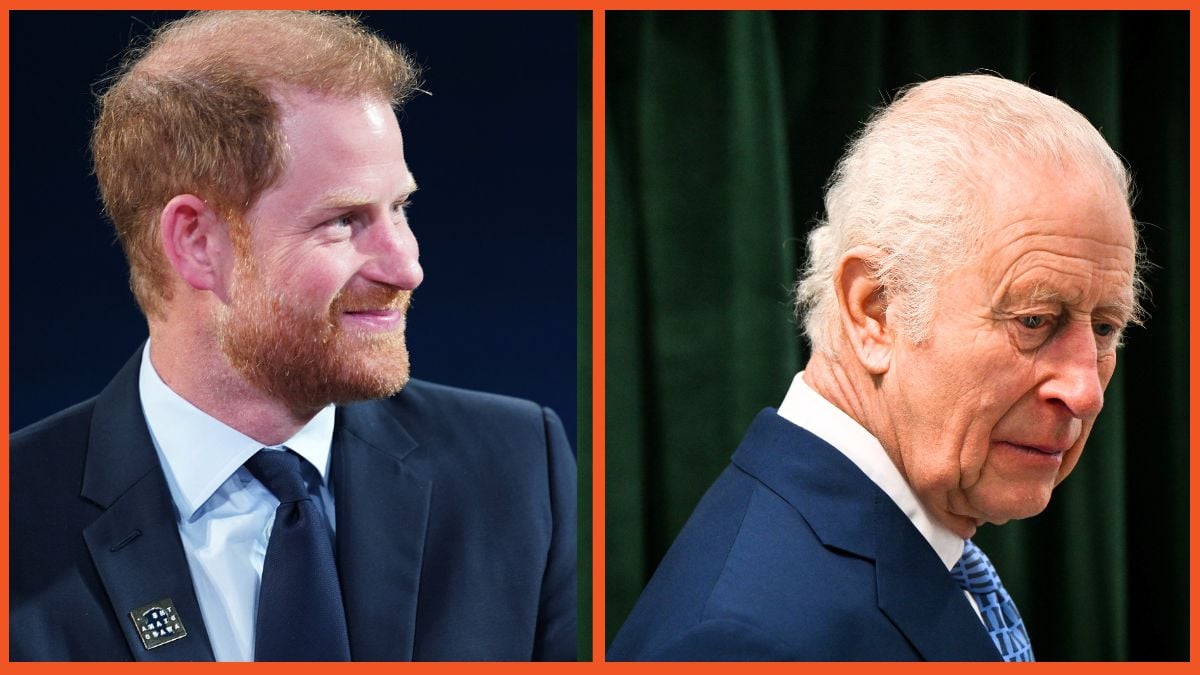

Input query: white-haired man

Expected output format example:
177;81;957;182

608;74;1140;661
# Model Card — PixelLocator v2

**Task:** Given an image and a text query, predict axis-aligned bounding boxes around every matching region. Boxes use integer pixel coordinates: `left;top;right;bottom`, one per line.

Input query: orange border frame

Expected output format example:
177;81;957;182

1;2;1196;672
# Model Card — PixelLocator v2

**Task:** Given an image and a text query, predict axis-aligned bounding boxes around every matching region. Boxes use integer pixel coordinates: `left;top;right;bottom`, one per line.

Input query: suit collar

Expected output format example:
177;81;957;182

732;409;1001;661
80;348;216;661
80;349;162;510
731;410;879;559
332;399;430;661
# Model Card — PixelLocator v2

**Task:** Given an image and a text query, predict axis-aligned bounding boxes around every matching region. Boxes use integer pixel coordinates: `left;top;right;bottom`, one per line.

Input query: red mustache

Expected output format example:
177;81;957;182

332;287;413;314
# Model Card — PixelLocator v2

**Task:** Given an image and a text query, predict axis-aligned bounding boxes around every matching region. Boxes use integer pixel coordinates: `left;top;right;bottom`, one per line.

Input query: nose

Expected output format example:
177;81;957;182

358;214;424;290
1038;321;1105;420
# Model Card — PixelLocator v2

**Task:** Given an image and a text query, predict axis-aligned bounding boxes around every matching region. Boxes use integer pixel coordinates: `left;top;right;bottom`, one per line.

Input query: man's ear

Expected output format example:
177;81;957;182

159;194;232;294
834;246;893;375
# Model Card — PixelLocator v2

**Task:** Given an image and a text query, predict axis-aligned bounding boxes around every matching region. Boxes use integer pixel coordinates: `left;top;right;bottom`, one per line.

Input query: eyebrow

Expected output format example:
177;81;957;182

311;190;372;213
304;178;420;216
1000;285;1137;323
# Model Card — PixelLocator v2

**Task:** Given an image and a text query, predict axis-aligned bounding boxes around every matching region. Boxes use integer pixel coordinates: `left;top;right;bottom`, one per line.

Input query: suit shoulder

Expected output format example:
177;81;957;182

394;378;544;419
10;398;102;606
611;470;900;660
630;617;796;661
11;397;98;468
381;378;562;447
355;378;571;469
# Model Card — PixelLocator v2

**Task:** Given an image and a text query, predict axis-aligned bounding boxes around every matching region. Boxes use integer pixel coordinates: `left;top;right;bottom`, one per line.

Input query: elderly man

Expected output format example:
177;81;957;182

608;74;1139;661
11;11;575;661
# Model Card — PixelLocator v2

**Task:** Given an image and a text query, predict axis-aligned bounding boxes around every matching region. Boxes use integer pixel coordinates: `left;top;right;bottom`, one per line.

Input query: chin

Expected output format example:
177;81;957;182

973;487;1056;525
334;369;411;403
322;352;412;404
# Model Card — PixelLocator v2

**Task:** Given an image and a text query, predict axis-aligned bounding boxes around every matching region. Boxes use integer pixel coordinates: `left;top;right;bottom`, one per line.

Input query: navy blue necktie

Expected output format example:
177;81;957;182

245;449;351;661
950;539;1034;662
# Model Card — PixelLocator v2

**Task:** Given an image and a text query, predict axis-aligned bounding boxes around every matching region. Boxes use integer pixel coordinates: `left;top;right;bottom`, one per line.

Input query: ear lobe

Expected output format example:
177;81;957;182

159;194;232;295
835;246;893;375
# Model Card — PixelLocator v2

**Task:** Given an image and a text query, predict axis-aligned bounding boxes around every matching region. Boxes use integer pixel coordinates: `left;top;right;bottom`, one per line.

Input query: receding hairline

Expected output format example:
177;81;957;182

125;10;420;105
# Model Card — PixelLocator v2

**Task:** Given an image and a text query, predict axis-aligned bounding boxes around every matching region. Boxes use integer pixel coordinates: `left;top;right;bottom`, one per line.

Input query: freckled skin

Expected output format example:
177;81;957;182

219;91;425;414
875;162;1136;537
243;92;423;310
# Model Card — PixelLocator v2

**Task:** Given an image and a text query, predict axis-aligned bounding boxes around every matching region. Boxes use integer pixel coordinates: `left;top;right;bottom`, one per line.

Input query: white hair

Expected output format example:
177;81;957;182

795;73;1136;355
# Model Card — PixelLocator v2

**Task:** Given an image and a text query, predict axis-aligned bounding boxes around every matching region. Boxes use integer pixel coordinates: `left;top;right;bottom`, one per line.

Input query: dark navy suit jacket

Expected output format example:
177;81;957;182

608;410;999;661
11;350;576;661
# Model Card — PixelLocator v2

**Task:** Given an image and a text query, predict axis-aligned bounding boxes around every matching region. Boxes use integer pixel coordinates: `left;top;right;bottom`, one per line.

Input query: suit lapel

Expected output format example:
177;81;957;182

83;475;216;661
332;401;430;661
734;410;1001;661
80;349;215;661
872;503;1001;661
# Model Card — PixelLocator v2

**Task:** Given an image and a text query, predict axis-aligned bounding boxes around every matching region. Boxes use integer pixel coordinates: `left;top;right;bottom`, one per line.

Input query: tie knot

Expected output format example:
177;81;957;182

950;538;999;595
245;449;311;504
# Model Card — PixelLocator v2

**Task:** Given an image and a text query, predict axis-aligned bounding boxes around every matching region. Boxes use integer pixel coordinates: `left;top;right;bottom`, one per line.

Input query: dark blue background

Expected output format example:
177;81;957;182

9;11;579;445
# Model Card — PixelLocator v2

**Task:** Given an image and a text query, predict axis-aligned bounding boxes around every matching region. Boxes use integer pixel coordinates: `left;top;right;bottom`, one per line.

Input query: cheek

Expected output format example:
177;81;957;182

293;268;347;300
902;348;1035;494
891;371;978;492
1097;353;1118;388
265;254;352;304
952;415;1002;487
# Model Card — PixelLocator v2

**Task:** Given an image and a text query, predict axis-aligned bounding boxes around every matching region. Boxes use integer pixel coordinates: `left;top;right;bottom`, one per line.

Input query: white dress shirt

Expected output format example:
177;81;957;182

777;371;983;621
137;342;337;661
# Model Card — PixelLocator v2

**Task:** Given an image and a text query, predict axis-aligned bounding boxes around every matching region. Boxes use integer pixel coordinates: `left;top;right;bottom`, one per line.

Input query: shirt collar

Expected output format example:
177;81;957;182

777;371;964;571
137;341;336;521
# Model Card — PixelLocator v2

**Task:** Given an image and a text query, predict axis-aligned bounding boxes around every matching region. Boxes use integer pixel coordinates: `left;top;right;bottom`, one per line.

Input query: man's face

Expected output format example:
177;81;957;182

881;162;1136;538
217;92;424;412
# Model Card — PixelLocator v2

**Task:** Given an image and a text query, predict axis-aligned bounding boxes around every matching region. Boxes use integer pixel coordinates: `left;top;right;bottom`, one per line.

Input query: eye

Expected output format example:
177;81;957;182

1019;315;1049;329
1094;321;1127;349
391;199;411;217
328;213;355;228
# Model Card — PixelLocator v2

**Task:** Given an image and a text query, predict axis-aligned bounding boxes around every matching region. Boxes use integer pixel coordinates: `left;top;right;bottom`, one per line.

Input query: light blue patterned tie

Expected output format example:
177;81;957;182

950;539;1034;662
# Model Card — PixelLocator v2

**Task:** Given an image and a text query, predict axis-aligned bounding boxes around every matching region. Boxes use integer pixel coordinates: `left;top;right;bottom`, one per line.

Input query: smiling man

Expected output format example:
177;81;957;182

10;11;575;662
608;74;1139;661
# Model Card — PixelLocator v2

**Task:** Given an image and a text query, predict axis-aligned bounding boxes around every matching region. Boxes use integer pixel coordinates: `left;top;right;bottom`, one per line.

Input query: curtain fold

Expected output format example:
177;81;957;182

605;10;1188;660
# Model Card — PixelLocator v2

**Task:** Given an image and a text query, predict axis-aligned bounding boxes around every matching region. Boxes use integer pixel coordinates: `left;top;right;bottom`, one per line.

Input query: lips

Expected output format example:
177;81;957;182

343;308;399;316
998;440;1068;457
340;307;405;332
1017;444;1064;456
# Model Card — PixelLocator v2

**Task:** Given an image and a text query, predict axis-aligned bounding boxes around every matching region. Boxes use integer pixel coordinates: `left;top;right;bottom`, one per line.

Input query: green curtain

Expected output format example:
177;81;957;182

605;11;1188;661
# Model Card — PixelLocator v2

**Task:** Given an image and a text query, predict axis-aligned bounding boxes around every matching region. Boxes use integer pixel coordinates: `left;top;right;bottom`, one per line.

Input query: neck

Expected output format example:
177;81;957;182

148;319;316;446
805;349;979;540
804;350;904;477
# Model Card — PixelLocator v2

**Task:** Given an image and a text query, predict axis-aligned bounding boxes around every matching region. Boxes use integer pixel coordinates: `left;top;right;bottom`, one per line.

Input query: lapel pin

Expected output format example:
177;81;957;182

130;598;188;650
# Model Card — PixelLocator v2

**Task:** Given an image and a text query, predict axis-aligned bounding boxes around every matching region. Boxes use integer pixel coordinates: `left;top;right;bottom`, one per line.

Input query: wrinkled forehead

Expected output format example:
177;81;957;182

966;159;1138;310
976;156;1135;246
